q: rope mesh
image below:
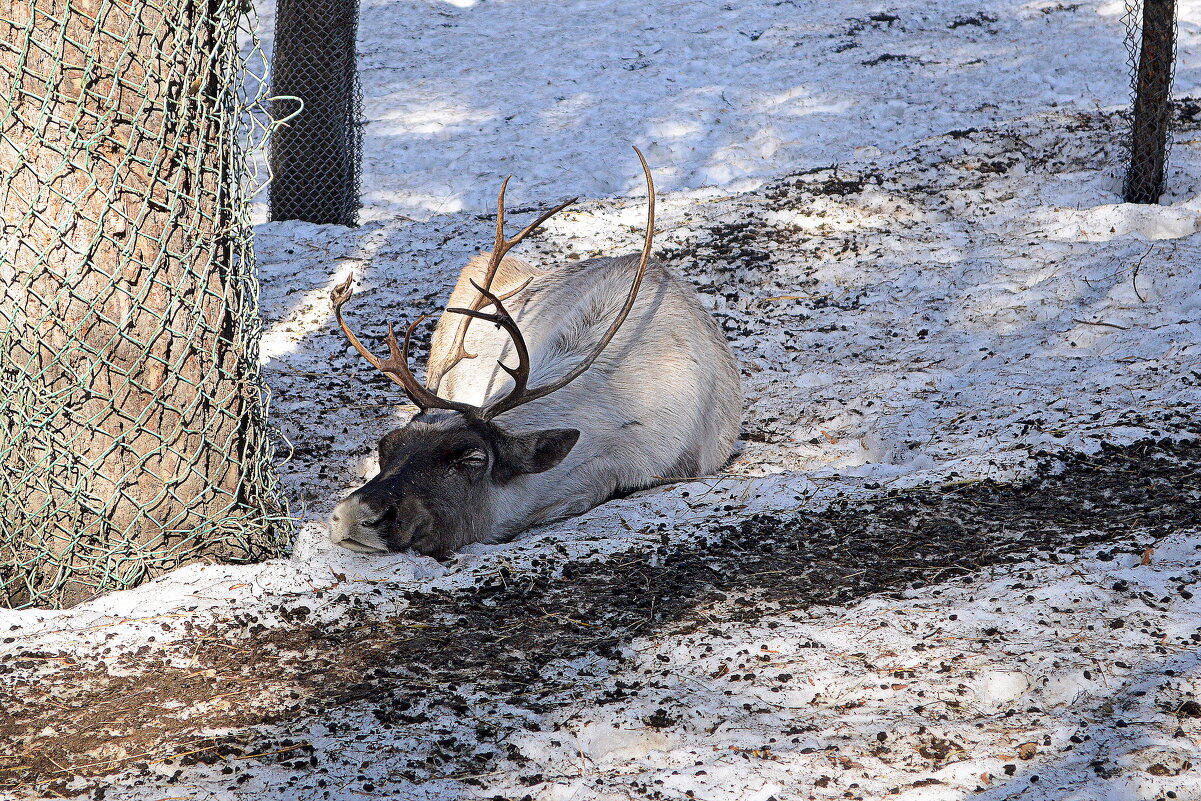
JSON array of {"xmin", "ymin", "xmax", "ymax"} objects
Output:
[
  {"xmin": 0, "ymin": 0, "xmax": 291, "ymax": 609},
  {"xmin": 268, "ymin": 0, "xmax": 362, "ymax": 226},
  {"xmin": 1123, "ymin": 0, "xmax": 1178, "ymax": 203}
]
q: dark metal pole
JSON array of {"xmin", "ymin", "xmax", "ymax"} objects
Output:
[{"xmin": 1125, "ymin": 0, "xmax": 1176, "ymax": 204}]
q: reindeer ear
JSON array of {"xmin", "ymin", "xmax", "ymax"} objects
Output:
[
  {"xmin": 377, "ymin": 429, "xmax": 405, "ymax": 469},
  {"xmin": 493, "ymin": 428, "xmax": 580, "ymax": 482}
]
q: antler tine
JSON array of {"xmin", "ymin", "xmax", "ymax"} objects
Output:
[
  {"xmin": 485, "ymin": 181, "xmax": 577, "ymax": 300},
  {"xmin": 486, "ymin": 176, "xmax": 512, "ymax": 289},
  {"xmin": 437, "ymin": 183, "xmax": 577, "ymax": 385},
  {"xmin": 331, "ymin": 273, "xmax": 388, "ymax": 372},
  {"xmin": 495, "ymin": 276, "xmax": 533, "ymax": 301},
  {"xmin": 445, "ymin": 278, "xmax": 532, "ymax": 403},
  {"xmin": 504, "ymin": 194, "xmax": 579, "ymax": 253},
  {"xmin": 330, "ymin": 273, "xmax": 480, "ymax": 416},
  {"xmin": 481, "ymin": 147, "xmax": 656, "ymax": 421},
  {"xmin": 438, "ymin": 177, "xmax": 513, "ymax": 370}
]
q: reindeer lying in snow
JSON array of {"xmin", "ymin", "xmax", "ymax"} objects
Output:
[{"xmin": 328, "ymin": 150, "xmax": 742, "ymax": 558}]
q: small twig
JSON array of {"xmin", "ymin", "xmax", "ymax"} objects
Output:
[
  {"xmin": 539, "ymin": 608, "xmax": 597, "ymax": 628},
  {"xmin": 1131, "ymin": 242, "xmax": 1153, "ymax": 303},
  {"xmin": 232, "ymin": 741, "xmax": 313, "ymax": 761},
  {"xmin": 431, "ymin": 768, "xmax": 508, "ymax": 782},
  {"xmin": 1072, "ymin": 318, "xmax": 1130, "ymax": 330}
]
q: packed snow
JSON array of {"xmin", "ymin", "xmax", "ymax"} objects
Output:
[{"xmin": 3, "ymin": 1, "xmax": 1201, "ymax": 800}]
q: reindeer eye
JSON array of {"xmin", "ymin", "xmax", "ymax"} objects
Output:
[{"xmin": 454, "ymin": 449, "xmax": 488, "ymax": 468}]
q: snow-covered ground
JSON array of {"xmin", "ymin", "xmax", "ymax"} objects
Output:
[
  {"xmin": 253, "ymin": 0, "xmax": 1201, "ymax": 224},
  {"xmin": 4, "ymin": 1, "xmax": 1201, "ymax": 799}
]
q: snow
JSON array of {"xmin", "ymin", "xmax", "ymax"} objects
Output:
[
  {"xmin": 252, "ymin": 0, "xmax": 1201, "ymax": 224},
  {"xmin": 4, "ymin": 0, "xmax": 1201, "ymax": 799}
]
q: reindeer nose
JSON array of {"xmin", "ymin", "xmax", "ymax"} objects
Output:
[{"xmin": 328, "ymin": 496, "xmax": 390, "ymax": 554}]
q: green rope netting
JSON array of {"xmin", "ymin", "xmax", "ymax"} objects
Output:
[{"xmin": 0, "ymin": 1, "xmax": 291, "ymax": 609}]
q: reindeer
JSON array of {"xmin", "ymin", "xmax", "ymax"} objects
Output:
[{"xmin": 328, "ymin": 149, "xmax": 742, "ymax": 558}]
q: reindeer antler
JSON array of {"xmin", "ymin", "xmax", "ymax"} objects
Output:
[
  {"xmin": 473, "ymin": 146, "xmax": 655, "ymax": 420},
  {"xmin": 434, "ymin": 181, "xmax": 577, "ymax": 384},
  {"xmin": 331, "ymin": 146, "xmax": 655, "ymax": 423},
  {"xmin": 331, "ymin": 275, "xmax": 477, "ymax": 415}
]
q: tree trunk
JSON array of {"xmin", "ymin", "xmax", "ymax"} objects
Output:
[
  {"xmin": 1125, "ymin": 0, "xmax": 1177, "ymax": 204},
  {"xmin": 0, "ymin": 0, "xmax": 285, "ymax": 608}
]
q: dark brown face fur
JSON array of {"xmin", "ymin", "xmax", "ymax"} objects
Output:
[{"xmin": 330, "ymin": 413, "xmax": 578, "ymax": 559}]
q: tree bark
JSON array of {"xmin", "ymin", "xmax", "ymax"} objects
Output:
[
  {"xmin": 1125, "ymin": 0, "xmax": 1177, "ymax": 204},
  {"xmin": 0, "ymin": 0, "xmax": 284, "ymax": 607}
]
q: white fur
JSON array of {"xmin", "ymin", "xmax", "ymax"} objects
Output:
[
  {"xmin": 427, "ymin": 252, "xmax": 742, "ymax": 541},
  {"xmin": 330, "ymin": 495, "xmax": 389, "ymax": 553}
]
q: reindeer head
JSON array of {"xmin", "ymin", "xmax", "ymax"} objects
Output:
[
  {"xmin": 328, "ymin": 148, "xmax": 655, "ymax": 558},
  {"xmin": 329, "ymin": 413, "xmax": 579, "ymax": 558}
]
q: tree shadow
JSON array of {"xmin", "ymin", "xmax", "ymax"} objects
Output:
[
  {"xmin": 4, "ymin": 438, "xmax": 1199, "ymax": 796},
  {"xmin": 968, "ymin": 646, "xmax": 1201, "ymax": 800}
]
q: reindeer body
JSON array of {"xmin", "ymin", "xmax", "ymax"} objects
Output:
[
  {"xmin": 425, "ymin": 252, "xmax": 741, "ymax": 541},
  {"xmin": 329, "ymin": 151, "xmax": 741, "ymax": 558}
]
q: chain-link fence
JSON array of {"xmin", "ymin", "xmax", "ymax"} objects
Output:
[
  {"xmin": 1123, "ymin": 0, "xmax": 1178, "ymax": 203},
  {"xmin": 0, "ymin": 1, "xmax": 291, "ymax": 609},
  {"xmin": 269, "ymin": 0, "xmax": 362, "ymax": 226}
]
